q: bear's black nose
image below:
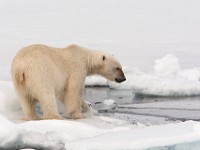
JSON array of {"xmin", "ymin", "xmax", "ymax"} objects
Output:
[{"xmin": 115, "ymin": 77, "xmax": 126, "ymax": 83}]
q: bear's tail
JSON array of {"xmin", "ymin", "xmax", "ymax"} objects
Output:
[
  {"xmin": 15, "ymin": 71, "xmax": 25, "ymax": 84},
  {"xmin": 12, "ymin": 67, "xmax": 26, "ymax": 86}
]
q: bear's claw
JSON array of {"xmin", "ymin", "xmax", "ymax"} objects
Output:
[{"xmin": 70, "ymin": 112, "xmax": 86, "ymax": 119}]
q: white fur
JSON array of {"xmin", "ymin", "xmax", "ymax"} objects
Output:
[{"xmin": 11, "ymin": 44, "xmax": 125, "ymax": 120}]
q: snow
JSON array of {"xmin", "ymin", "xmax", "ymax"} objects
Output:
[
  {"xmin": 65, "ymin": 121, "xmax": 200, "ymax": 150},
  {"xmin": 0, "ymin": 114, "xmax": 64, "ymax": 149},
  {"xmin": 1, "ymin": 0, "xmax": 200, "ymax": 149},
  {"xmin": 1, "ymin": 109, "xmax": 200, "ymax": 150},
  {"xmin": 154, "ymin": 54, "xmax": 181, "ymax": 76},
  {"xmin": 85, "ymin": 75, "xmax": 108, "ymax": 87},
  {"xmin": 178, "ymin": 68, "xmax": 200, "ymax": 81},
  {"xmin": 0, "ymin": 81, "xmax": 22, "ymax": 121}
]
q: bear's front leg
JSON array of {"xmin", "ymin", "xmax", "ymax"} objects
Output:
[{"xmin": 65, "ymin": 75, "xmax": 86, "ymax": 119}]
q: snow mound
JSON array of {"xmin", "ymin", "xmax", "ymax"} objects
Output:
[
  {"xmin": 154, "ymin": 54, "xmax": 181, "ymax": 76},
  {"xmin": 86, "ymin": 54, "xmax": 200, "ymax": 96}
]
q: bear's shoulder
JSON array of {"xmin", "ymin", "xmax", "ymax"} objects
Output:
[{"xmin": 67, "ymin": 44, "xmax": 80, "ymax": 49}]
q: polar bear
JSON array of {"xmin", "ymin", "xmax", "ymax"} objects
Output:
[{"xmin": 11, "ymin": 44, "xmax": 126, "ymax": 120}]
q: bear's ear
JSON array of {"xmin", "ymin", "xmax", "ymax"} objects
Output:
[{"xmin": 102, "ymin": 55, "xmax": 106, "ymax": 61}]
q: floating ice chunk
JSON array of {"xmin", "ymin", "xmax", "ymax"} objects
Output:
[
  {"xmin": 92, "ymin": 99, "xmax": 117, "ymax": 111},
  {"xmin": 103, "ymin": 99, "xmax": 116, "ymax": 105}
]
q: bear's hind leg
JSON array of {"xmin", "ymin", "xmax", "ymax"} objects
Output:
[
  {"xmin": 20, "ymin": 95, "xmax": 39, "ymax": 120},
  {"xmin": 37, "ymin": 91, "xmax": 62, "ymax": 120}
]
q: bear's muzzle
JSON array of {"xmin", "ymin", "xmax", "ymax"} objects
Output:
[{"xmin": 115, "ymin": 76, "xmax": 126, "ymax": 83}]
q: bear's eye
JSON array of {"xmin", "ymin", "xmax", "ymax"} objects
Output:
[
  {"xmin": 102, "ymin": 55, "xmax": 106, "ymax": 61},
  {"xmin": 116, "ymin": 67, "xmax": 120, "ymax": 71}
]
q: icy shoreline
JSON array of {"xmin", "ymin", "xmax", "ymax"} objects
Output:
[{"xmin": 1, "ymin": 80, "xmax": 200, "ymax": 149}]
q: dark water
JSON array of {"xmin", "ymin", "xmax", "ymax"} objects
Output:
[
  {"xmin": 84, "ymin": 87, "xmax": 200, "ymax": 105},
  {"xmin": 84, "ymin": 87, "xmax": 200, "ymax": 124}
]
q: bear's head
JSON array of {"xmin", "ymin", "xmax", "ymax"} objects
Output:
[{"xmin": 89, "ymin": 51, "xmax": 126, "ymax": 83}]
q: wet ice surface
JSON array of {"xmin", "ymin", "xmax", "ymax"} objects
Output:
[{"xmin": 85, "ymin": 87, "xmax": 200, "ymax": 125}]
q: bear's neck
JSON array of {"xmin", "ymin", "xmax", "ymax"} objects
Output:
[
  {"xmin": 86, "ymin": 52, "xmax": 102, "ymax": 76},
  {"xmin": 87, "ymin": 67, "xmax": 102, "ymax": 76},
  {"xmin": 86, "ymin": 61, "xmax": 99, "ymax": 75}
]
